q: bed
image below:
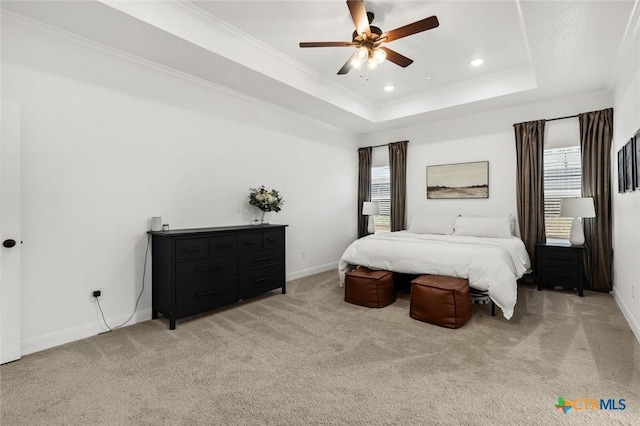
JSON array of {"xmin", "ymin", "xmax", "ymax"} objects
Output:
[{"xmin": 338, "ymin": 216, "xmax": 532, "ymax": 320}]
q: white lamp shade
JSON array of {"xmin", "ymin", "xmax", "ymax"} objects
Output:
[
  {"xmin": 362, "ymin": 201, "xmax": 380, "ymax": 216},
  {"xmin": 559, "ymin": 197, "xmax": 596, "ymax": 218}
]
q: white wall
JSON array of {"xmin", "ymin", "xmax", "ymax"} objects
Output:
[
  {"xmin": 612, "ymin": 31, "xmax": 640, "ymax": 343},
  {"xmin": 361, "ymin": 92, "xmax": 614, "ymax": 226},
  {"xmin": 407, "ymin": 134, "xmax": 516, "ymax": 220},
  {"xmin": 1, "ymin": 18, "xmax": 357, "ymax": 354}
]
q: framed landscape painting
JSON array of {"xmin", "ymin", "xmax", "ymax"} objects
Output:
[
  {"xmin": 624, "ymin": 139, "xmax": 634, "ymax": 192},
  {"xmin": 427, "ymin": 161, "xmax": 489, "ymax": 199}
]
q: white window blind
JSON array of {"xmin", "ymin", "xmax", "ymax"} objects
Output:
[
  {"xmin": 371, "ymin": 166, "xmax": 390, "ymax": 233},
  {"xmin": 543, "ymin": 146, "xmax": 582, "ymax": 240}
]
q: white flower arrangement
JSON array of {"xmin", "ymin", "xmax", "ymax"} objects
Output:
[{"xmin": 248, "ymin": 186, "xmax": 284, "ymax": 213}]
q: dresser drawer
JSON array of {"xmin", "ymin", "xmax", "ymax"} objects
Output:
[
  {"xmin": 238, "ymin": 232, "xmax": 263, "ymax": 252},
  {"xmin": 263, "ymin": 230, "xmax": 284, "ymax": 249},
  {"xmin": 539, "ymin": 249, "xmax": 577, "ymax": 263},
  {"xmin": 238, "ymin": 264, "xmax": 285, "ymax": 299},
  {"xmin": 541, "ymin": 265, "xmax": 577, "ymax": 280},
  {"xmin": 175, "ymin": 238, "xmax": 208, "ymax": 261},
  {"xmin": 210, "ymin": 235, "xmax": 237, "ymax": 256},
  {"xmin": 176, "ymin": 275, "xmax": 237, "ymax": 316},
  {"xmin": 175, "ymin": 255, "xmax": 236, "ymax": 284},
  {"xmin": 238, "ymin": 248, "xmax": 283, "ymax": 271},
  {"xmin": 540, "ymin": 270, "xmax": 578, "ymax": 287}
]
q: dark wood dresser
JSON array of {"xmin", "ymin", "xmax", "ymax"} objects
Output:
[
  {"xmin": 150, "ymin": 224, "xmax": 287, "ymax": 329},
  {"xmin": 535, "ymin": 241, "xmax": 585, "ymax": 297}
]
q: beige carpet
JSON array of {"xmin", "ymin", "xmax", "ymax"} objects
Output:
[{"xmin": 2, "ymin": 270, "xmax": 639, "ymax": 425}]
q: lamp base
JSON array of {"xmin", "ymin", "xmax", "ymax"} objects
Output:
[
  {"xmin": 569, "ymin": 217, "xmax": 585, "ymax": 245},
  {"xmin": 367, "ymin": 216, "xmax": 376, "ymax": 234}
]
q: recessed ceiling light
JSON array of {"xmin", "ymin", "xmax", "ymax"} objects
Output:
[
  {"xmin": 470, "ymin": 58, "xmax": 485, "ymax": 67},
  {"xmin": 384, "ymin": 85, "xmax": 395, "ymax": 92}
]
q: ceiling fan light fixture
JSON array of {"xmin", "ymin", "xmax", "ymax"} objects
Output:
[
  {"xmin": 372, "ymin": 48, "xmax": 386, "ymax": 64},
  {"xmin": 355, "ymin": 46, "xmax": 369, "ymax": 61},
  {"xmin": 300, "ymin": 3, "xmax": 439, "ymax": 76}
]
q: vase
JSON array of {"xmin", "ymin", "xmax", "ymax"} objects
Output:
[{"xmin": 260, "ymin": 210, "xmax": 269, "ymax": 225}]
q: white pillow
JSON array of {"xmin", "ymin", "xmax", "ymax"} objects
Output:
[
  {"xmin": 453, "ymin": 216, "xmax": 512, "ymax": 238},
  {"xmin": 409, "ymin": 215, "xmax": 457, "ymax": 235}
]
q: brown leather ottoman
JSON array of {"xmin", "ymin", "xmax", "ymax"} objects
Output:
[
  {"xmin": 410, "ymin": 275, "xmax": 471, "ymax": 329},
  {"xmin": 345, "ymin": 267, "xmax": 395, "ymax": 308}
]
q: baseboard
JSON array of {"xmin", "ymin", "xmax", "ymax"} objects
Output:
[
  {"xmin": 21, "ymin": 308, "xmax": 153, "ymax": 356},
  {"xmin": 21, "ymin": 264, "xmax": 338, "ymax": 356},
  {"xmin": 612, "ymin": 288, "xmax": 640, "ymax": 345},
  {"xmin": 286, "ymin": 261, "xmax": 338, "ymax": 281}
]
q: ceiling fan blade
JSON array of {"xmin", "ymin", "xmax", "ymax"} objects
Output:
[
  {"xmin": 379, "ymin": 47, "xmax": 413, "ymax": 68},
  {"xmin": 381, "ymin": 16, "xmax": 439, "ymax": 42},
  {"xmin": 337, "ymin": 53, "xmax": 356, "ymax": 75},
  {"xmin": 299, "ymin": 42, "xmax": 357, "ymax": 48},
  {"xmin": 347, "ymin": 0, "xmax": 371, "ymax": 37}
]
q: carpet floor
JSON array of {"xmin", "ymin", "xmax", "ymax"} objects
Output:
[{"xmin": 1, "ymin": 270, "xmax": 639, "ymax": 425}]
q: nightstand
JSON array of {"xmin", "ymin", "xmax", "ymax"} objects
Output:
[{"xmin": 535, "ymin": 242, "xmax": 585, "ymax": 297}]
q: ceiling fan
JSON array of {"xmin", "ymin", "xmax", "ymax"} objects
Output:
[{"xmin": 299, "ymin": 0, "xmax": 439, "ymax": 75}]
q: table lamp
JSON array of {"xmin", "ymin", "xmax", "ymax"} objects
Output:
[
  {"xmin": 362, "ymin": 201, "xmax": 380, "ymax": 234},
  {"xmin": 560, "ymin": 197, "xmax": 596, "ymax": 245}
]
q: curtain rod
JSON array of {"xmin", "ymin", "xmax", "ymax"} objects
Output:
[
  {"xmin": 368, "ymin": 141, "xmax": 410, "ymax": 149},
  {"xmin": 545, "ymin": 114, "xmax": 579, "ymax": 122}
]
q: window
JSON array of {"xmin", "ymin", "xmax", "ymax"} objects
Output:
[
  {"xmin": 543, "ymin": 146, "xmax": 582, "ymax": 240},
  {"xmin": 371, "ymin": 165, "xmax": 390, "ymax": 233}
]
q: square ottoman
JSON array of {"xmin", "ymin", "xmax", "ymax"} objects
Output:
[
  {"xmin": 410, "ymin": 274, "xmax": 471, "ymax": 329},
  {"xmin": 345, "ymin": 267, "xmax": 395, "ymax": 308}
]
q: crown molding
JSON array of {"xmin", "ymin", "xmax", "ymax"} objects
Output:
[
  {"xmin": 372, "ymin": 65, "xmax": 537, "ymax": 122},
  {"xmin": 514, "ymin": 0, "xmax": 534, "ymax": 65},
  {"xmin": 98, "ymin": 0, "xmax": 376, "ymax": 120},
  {"xmin": 169, "ymin": 0, "xmax": 374, "ymax": 108},
  {"xmin": 608, "ymin": 0, "xmax": 640, "ymax": 87},
  {"xmin": 2, "ymin": 11, "xmax": 357, "ymax": 138}
]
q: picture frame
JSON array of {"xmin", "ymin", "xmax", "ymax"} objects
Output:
[
  {"xmin": 427, "ymin": 161, "xmax": 489, "ymax": 199},
  {"xmin": 635, "ymin": 129, "xmax": 640, "ymax": 190},
  {"xmin": 618, "ymin": 148, "xmax": 625, "ymax": 193},
  {"xmin": 624, "ymin": 139, "xmax": 634, "ymax": 192}
]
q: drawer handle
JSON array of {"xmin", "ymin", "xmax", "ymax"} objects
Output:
[
  {"xmin": 244, "ymin": 240, "xmax": 259, "ymax": 245},
  {"xmin": 184, "ymin": 248, "xmax": 201, "ymax": 253},
  {"xmin": 254, "ymin": 276, "xmax": 272, "ymax": 284},
  {"xmin": 216, "ymin": 243, "xmax": 232, "ymax": 248},
  {"xmin": 255, "ymin": 256, "xmax": 273, "ymax": 262},
  {"xmin": 196, "ymin": 288, "xmax": 223, "ymax": 297},
  {"xmin": 267, "ymin": 237, "xmax": 279, "ymax": 241},
  {"xmin": 195, "ymin": 266, "xmax": 221, "ymax": 273}
]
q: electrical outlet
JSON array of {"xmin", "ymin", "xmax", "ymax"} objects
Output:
[
  {"xmin": 301, "ymin": 251, "xmax": 306, "ymax": 259},
  {"xmin": 632, "ymin": 284, "xmax": 635, "ymax": 300},
  {"xmin": 90, "ymin": 289, "xmax": 102, "ymax": 302}
]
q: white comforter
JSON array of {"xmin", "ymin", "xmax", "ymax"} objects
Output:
[{"xmin": 338, "ymin": 232, "xmax": 531, "ymax": 320}]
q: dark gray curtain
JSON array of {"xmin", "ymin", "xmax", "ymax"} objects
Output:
[
  {"xmin": 579, "ymin": 108, "xmax": 613, "ymax": 292},
  {"xmin": 357, "ymin": 147, "xmax": 372, "ymax": 238},
  {"xmin": 514, "ymin": 120, "xmax": 546, "ymax": 273},
  {"xmin": 389, "ymin": 141, "xmax": 408, "ymax": 232}
]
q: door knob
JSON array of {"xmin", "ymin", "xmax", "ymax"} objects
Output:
[{"xmin": 3, "ymin": 239, "xmax": 16, "ymax": 248}]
